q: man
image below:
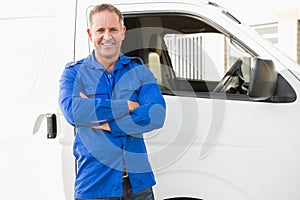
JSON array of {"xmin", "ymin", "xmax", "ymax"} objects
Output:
[{"xmin": 59, "ymin": 3, "xmax": 166, "ymax": 200}]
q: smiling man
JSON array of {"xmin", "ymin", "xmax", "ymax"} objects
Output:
[
  {"xmin": 59, "ymin": 3, "xmax": 166, "ymax": 200},
  {"xmin": 87, "ymin": 6, "xmax": 126, "ymax": 71}
]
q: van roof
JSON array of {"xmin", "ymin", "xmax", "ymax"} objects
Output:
[
  {"xmin": 107, "ymin": 0, "xmax": 211, "ymax": 7},
  {"xmin": 109, "ymin": 0, "xmax": 227, "ymax": 14}
]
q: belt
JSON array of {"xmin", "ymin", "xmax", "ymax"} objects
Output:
[
  {"xmin": 122, "ymin": 170, "xmax": 128, "ymax": 178},
  {"xmin": 123, "ymin": 165, "xmax": 128, "ymax": 178}
]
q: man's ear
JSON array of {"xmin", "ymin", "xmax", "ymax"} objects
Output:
[
  {"xmin": 121, "ymin": 26, "xmax": 126, "ymax": 40},
  {"xmin": 87, "ymin": 28, "xmax": 93, "ymax": 42},
  {"xmin": 122, "ymin": 26, "xmax": 127, "ymax": 33}
]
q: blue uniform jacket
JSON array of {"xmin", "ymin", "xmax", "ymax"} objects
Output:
[{"xmin": 59, "ymin": 52, "xmax": 166, "ymax": 199}]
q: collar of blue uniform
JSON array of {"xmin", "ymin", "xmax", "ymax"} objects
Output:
[{"xmin": 87, "ymin": 50, "xmax": 131, "ymax": 71}]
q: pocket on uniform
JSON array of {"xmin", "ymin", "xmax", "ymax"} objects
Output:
[
  {"xmin": 116, "ymin": 80, "xmax": 140, "ymax": 100},
  {"xmin": 84, "ymin": 85, "xmax": 109, "ymax": 99}
]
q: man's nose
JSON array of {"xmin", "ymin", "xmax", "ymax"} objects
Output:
[{"xmin": 103, "ymin": 30, "xmax": 112, "ymax": 40}]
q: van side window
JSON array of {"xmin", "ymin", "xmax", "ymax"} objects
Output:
[
  {"xmin": 122, "ymin": 14, "xmax": 295, "ymax": 102},
  {"xmin": 123, "ymin": 14, "xmax": 252, "ymax": 98}
]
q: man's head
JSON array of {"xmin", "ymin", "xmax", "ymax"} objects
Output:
[{"xmin": 87, "ymin": 4, "xmax": 126, "ymax": 63}]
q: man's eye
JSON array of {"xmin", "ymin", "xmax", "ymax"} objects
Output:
[
  {"xmin": 110, "ymin": 28, "xmax": 118, "ymax": 32},
  {"xmin": 97, "ymin": 29, "xmax": 104, "ymax": 33}
]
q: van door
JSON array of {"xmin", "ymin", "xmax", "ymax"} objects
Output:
[{"xmin": 122, "ymin": 12, "xmax": 300, "ymax": 200}]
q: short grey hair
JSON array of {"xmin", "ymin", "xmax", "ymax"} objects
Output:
[{"xmin": 89, "ymin": 4, "xmax": 124, "ymax": 27}]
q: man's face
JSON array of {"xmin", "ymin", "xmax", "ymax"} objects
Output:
[{"xmin": 88, "ymin": 10, "xmax": 126, "ymax": 60}]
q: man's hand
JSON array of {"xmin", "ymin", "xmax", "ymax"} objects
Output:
[
  {"xmin": 92, "ymin": 123, "xmax": 111, "ymax": 131},
  {"xmin": 127, "ymin": 100, "xmax": 140, "ymax": 113}
]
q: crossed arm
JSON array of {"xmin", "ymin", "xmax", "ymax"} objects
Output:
[
  {"xmin": 59, "ymin": 65, "xmax": 166, "ymax": 136},
  {"xmin": 79, "ymin": 92, "xmax": 140, "ymax": 132}
]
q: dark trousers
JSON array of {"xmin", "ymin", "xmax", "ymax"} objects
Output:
[{"xmin": 75, "ymin": 176, "xmax": 154, "ymax": 200}]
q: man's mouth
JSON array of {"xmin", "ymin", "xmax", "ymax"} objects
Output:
[{"xmin": 101, "ymin": 42, "xmax": 114, "ymax": 46}]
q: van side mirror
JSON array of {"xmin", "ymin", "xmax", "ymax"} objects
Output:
[{"xmin": 248, "ymin": 58, "xmax": 277, "ymax": 100}]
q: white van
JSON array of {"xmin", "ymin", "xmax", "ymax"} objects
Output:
[{"xmin": 1, "ymin": 0, "xmax": 300, "ymax": 199}]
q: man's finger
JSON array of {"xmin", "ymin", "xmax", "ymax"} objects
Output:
[{"xmin": 80, "ymin": 92, "xmax": 88, "ymax": 98}]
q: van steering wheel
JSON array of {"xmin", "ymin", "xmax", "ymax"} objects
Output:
[{"xmin": 213, "ymin": 58, "xmax": 246, "ymax": 94}]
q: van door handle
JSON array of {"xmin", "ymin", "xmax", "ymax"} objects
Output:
[
  {"xmin": 33, "ymin": 113, "xmax": 57, "ymax": 139},
  {"xmin": 46, "ymin": 114, "xmax": 57, "ymax": 139}
]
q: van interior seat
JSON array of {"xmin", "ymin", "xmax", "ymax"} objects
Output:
[
  {"xmin": 148, "ymin": 51, "xmax": 163, "ymax": 85},
  {"xmin": 122, "ymin": 32, "xmax": 176, "ymax": 91}
]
